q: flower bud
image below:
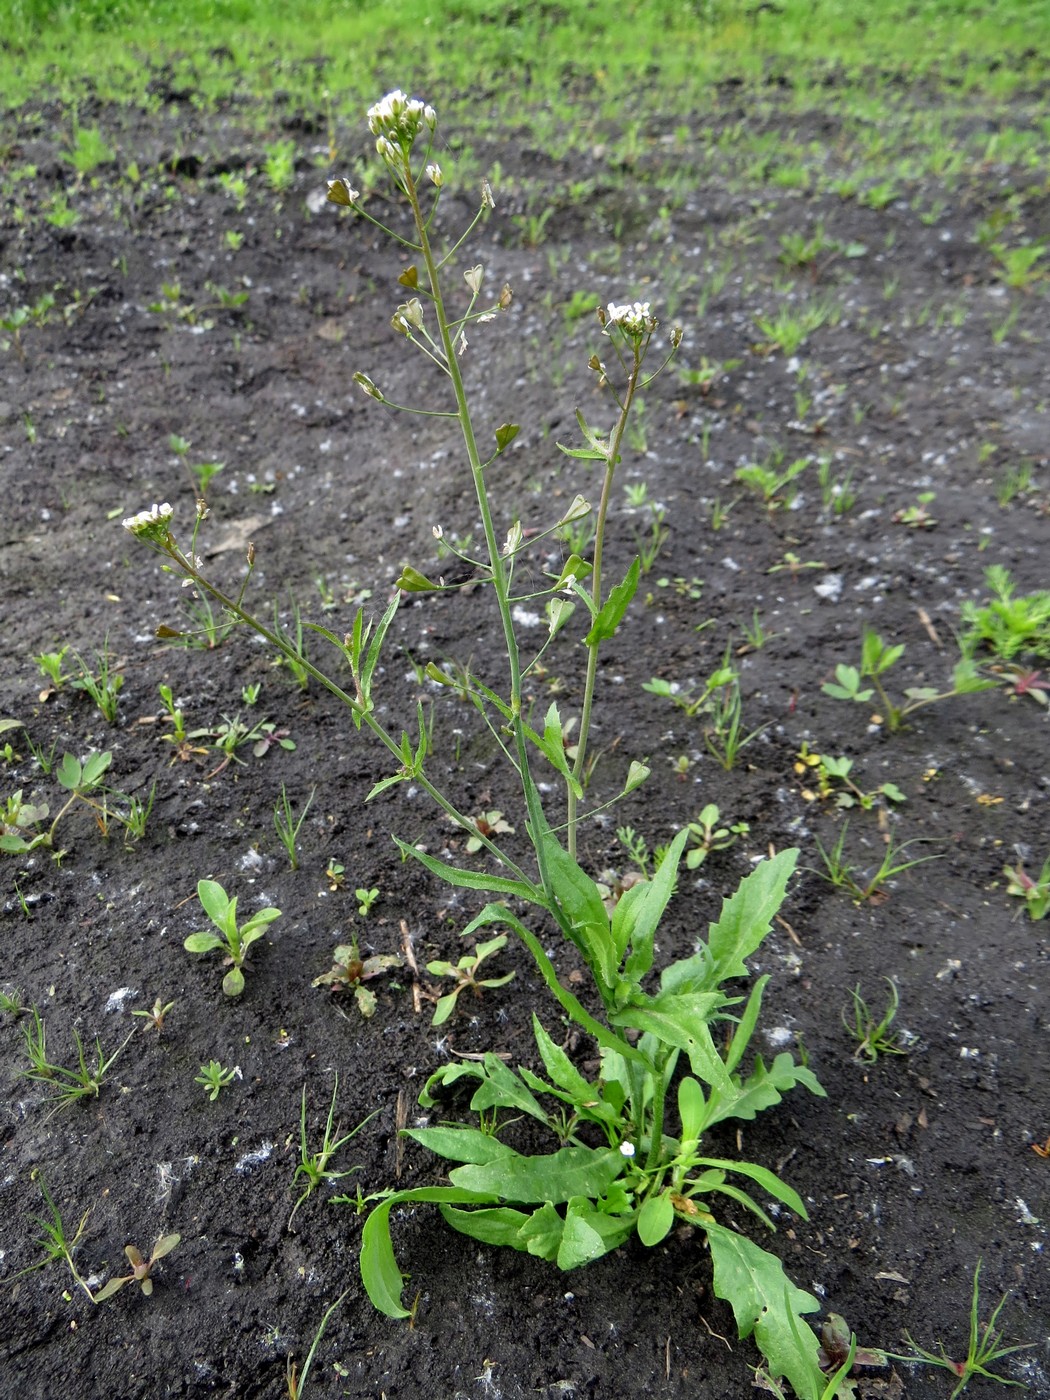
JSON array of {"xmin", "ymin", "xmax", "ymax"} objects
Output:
[
  {"xmin": 426, "ymin": 162, "xmax": 443, "ymax": 186},
  {"xmin": 464, "ymin": 265, "xmax": 483, "ymax": 295}
]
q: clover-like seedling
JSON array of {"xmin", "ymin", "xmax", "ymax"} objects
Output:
[
  {"xmin": 92, "ymin": 1233, "xmax": 181, "ymax": 1301},
  {"xmin": 311, "ymin": 941, "xmax": 401, "ymax": 1018},
  {"xmin": 184, "ymin": 878, "xmax": 281, "ymax": 996},
  {"xmin": 425, "ymin": 933, "xmax": 515, "ymax": 1025}
]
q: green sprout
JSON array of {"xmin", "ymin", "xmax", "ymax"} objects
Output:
[
  {"xmin": 288, "ymin": 1077, "xmax": 378, "ymax": 1227},
  {"xmin": 184, "ymin": 879, "xmax": 281, "ymax": 996},
  {"xmin": 1003, "ymin": 856, "xmax": 1050, "ymax": 921},
  {"xmin": 311, "ymin": 940, "xmax": 401, "ymax": 1018},
  {"xmin": 92, "ymin": 1234, "xmax": 181, "ymax": 1302},
  {"xmin": 887, "ymin": 1261, "xmax": 1030, "ymax": 1397},
  {"xmin": 842, "ymin": 981, "xmax": 907, "ymax": 1063},
  {"xmin": 195, "ymin": 1060, "xmax": 237, "ymax": 1101},
  {"xmin": 425, "ymin": 933, "xmax": 515, "ymax": 1025}
]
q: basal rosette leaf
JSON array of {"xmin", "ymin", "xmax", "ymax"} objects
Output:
[{"xmin": 705, "ymin": 1222, "xmax": 822, "ymax": 1397}]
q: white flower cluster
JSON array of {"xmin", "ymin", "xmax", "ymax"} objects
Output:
[
  {"xmin": 605, "ymin": 301, "xmax": 656, "ymax": 338},
  {"xmin": 366, "ymin": 90, "xmax": 436, "ymax": 150},
  {"xmin": 123, "ymin": 501, "xmax": 173, "ymax": 540}
]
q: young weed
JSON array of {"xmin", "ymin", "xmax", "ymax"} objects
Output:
[
  {"xmin": 184, "ymin": 879, "xmax": 281, "ymax": 996},
  {"xmin": 273, "ymin": 784, "xmax": 315, "ymax": 870},
  {"xmin": 311, "ymin": 939, "xmax": 401, "ymax": 1018},
  {"xmin": 814, "ymin": 823, "xmax": 941, "ymax": 904},
  {"xmin": 288, "ymin": 1077, "xmax": 377, "ymax": 1227},
  {"xmin": 843, "ymin": 980, "xmax": 907, "ymax": 1063},
  {"xmin": 822, "ymin": 631, "xmax": 996, "ymax": 732},
  {"xmin": 887, "ymin": 1261, "xmax": 1030, "ymax": 1397},
  {"xmin": 425, "ymin": 934, "xmax": 515, "ymax": 1025},
  {"xmin": 1003, "ymin": 856, "xmax": 1050, "ymax": 921},
  {"xmin": 92, "ymin": 1234, "xmax": 181, "ymax": 1301},
  {"xmin": 196, "ymin": 1060, "xmax": 238, "ymax": 1100}
]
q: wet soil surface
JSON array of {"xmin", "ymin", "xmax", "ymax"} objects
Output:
[{"xmin": 1, "ymin": 72, "xmax": 1049, "ymax": 1400}]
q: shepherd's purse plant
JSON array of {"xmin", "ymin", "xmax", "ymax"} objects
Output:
[{"xmin": 124, "ymin": 89, "xmax": 831, "ymax": 1395}]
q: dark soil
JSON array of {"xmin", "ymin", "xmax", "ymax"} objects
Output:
[{"xmin": 1, "ymin": 72, "xmax": 1048, "ymax": 1400}]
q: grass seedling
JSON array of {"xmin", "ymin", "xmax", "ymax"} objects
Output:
[
  {"xmin": 285, "ymin": 1288, "xmax": 353, "ymax": 1400},
  {"xmin": 843, "ymin": 981, "xmax": 907, "ymax": 1063},
  {"xmin": 70, "ymin": 641, "xmax": 124, "ymax": 722},
  {"xmin": 1003, "ymin": 857, "xmax": 1050, "ymax": 921},
  {"xmin": 426, "ymin": 934, "xmax": 515, "ymax": 1025},
  {"xmin": 92, "ymin": 1234, "xmax": 181, "ymax": 1301},
  {"xmin": 887, "ymin": 1261, "xmax": 1029, "ymax": 1397},
  {"xmin": 21, "ymin": 1017, "xmax": 134, "ymax": 1110},
  {"xmin": 16, "ymin": 1175, "xmax": 95, "ymax": 1302},
  {"xmin": 196, "ymin": 1060, "xmax": 237, "ymax": 1100},
  {"xmin": 288, "ymin": 1077, "xmax": 377, "ymax": 1227},
  {"xmin": 821, "ymin": 631, "xmax": 996, "ymax": 732},
  {"xmin": 814, "ymin": 823, "xmax": 941, "ymax": 904},
  {"xmin": 311, "ymin": 940, "xmax": 402, "ymax": 1018},
  {"xmin": 273, "ymin": 784, "xmax": 315, "ymax": 870},
  {"xmin": 184, "ymin": 879, "xmax": 281, "ymax": 997}
]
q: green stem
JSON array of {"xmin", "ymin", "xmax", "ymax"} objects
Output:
[
  {"xmin": 567, "ymin": 353, "xmax": 642, "ymax": 860},
  {"xmin": 166, "ymin": 557, "xmax": 529, "ymax": 883},
  {"xmin": 401, "ymin": 166, "xmax": 556, "ymax": 904}
]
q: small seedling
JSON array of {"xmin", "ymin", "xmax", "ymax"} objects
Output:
[
  {"xmin": 1003, "ymin": 857, "xmax": 1050, "ymax": 921},
  {"xmin": 960, "ymin": 566, "xmax": 1050, "ymax": 664},
  {"xmin": 795, "ymin": 745, "xmax": 906, "ymax": 810},
  {"xmin": 887, "ymin": 1261, "xmax": 1029, "ymax": 1396},
  {"xmin": 426, "ymin": 934, "xmax": 515, "ymax": 1025},
  {"xmin": 92, "ymin": 1234, "xmax": 181, "ymax": 1301},
  {"xmin": 683, "ymin": 803, "xmax": 749, "ymax": 869},
  {"xmin": 821, "ymin": 631, "xmax": 996, "ymax": 732},
  {"xmin": 311, "ymin": 940, "xmax": 401, "ymax": 1017},
  {"xmin": 15, "ymin": 1176, "xmax": 95, "ymax": 1302},
  {"xmin": 20, "ymin": 1017, "xmax": 134, "ymax": 1110},
  {"xmin": 132, "ymin": 996, "xmax": 175, "ymax": 1033},
  {"xmin": 843, "ymin": 980, "xmax": 907, "ymax": 1063},
  {"xmin": 465, "ymin": 809, "xmax": 514, "ymax": 854},
  {"xmin": 734, "ymin": 455, "xmax": 808, "ymax": 511},
  {"xmin": 814, "ymin": 822, "xmax": 941, "ymax": 903},
  {"xmin": 70, "ymin": 641, "xmax": 124, "ymax": 722},
  {"xmin": 356, "ymin": 886, "xmax": 380, "ymax": 917},
  {"xmin": 196, "ymin": 1060, "xmax": 237, "ymax": 1100},
  {"xmin": 34, "ymin": 647, "xmax": 71, "ymax": 691},
  {"xmin": 325, "ymin": 860, "xmax": 346, "ymax": 890},
  {"xmin": 288, "ymin": 1076, "xmax": 377, "ymax": 1227},
  {"xmin": 892, "ymin": 491, "xmax": 937, "ymax": 529},
  {"xmin": 274, "ymin": 784, "xmax": 315, "ymax": 870},
  {"xmin": 184, "ymin": 879, "xmax": 281, "ymax": 996}
]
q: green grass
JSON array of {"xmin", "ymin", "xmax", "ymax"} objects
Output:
[{"xmin": 3, "ymin": 1, "xmax": 1049, "ymax": 117}]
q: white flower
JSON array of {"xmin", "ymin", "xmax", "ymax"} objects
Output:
[
  {"xmin": 605, "ymin": 301, "xmax": 656, "ymax": 338},
  {"xmin": 366, "ymin": 90, "xmax": 434, "ymax": 148},
  {"xmin": 619, "ymin": 1141, "xmax": 636, "ymax": 1158},
  {"xmin": 426, "ymin": 162, "xmax": 443, "ymax": 187},
  {"xmin": 123, "ymin": 502, "xmax": 173, "ymax": 541}
]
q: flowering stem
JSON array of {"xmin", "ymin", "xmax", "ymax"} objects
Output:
[
  {"xmin": 400, "ymin": 165, "xmax": 556, "ymax": 906},
  {"xmin": 566, "ymin": 353, "xmax": 642, "ymax": 861}
]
